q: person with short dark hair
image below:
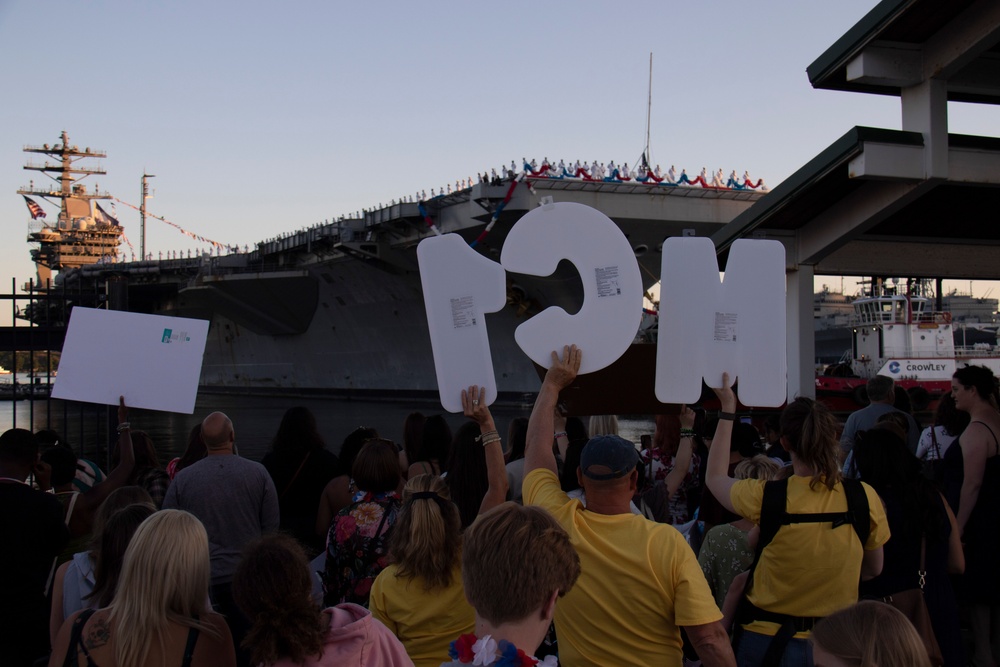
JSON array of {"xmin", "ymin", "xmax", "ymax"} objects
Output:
[
  {"xmin": 443, "ymin": 503, "xmax": 580, "ymax": 665},
  {"xmin": 840, "ymin": 375, "xmax": 921, "ymax": 458},
  {"xmin": 0, "ymin": 428, "xmax": 68, "ymax": 666},
  {"xmin": 324, "ymin": 439, "xmax": 402, "ymax": 607},
  {"xmin": 35, "ymin": 429, "xmax": 106, "ymax": 492},
  {"xmin": 315, "ymin": 426, "xmax": 380, "ymax": 539},
  {"xmin": 523, "ymin": 346, "xmax": 733, "ymax": 666}
]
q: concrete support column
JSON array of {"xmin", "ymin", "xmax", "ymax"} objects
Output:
[
  {"xmin": 786, "ymin": 265, "xmax": 815, "ymax": 402},
  {"xmin": 901, "ymin": 78, "xmax": 948, "ymax": 179}
]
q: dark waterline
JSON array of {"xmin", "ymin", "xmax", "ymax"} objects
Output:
[{"xmin": 1, "ymin": 395, "xmax": 655, "ymax": 467}]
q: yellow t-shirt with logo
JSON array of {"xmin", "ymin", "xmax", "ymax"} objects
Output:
[
  {"xmin": 369, "ymin": 563, "xmax": 474, "ymax": 667},
  {"xmin": 730, "ymin": 475, "xmax": 890, "ymax": 637},
  {"xmin": 525, "ymin": 468, "xmax": 721, "ymax": 667}
]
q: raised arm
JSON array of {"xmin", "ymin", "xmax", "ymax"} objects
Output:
[
  {"xmin": 664, "ymin": 407, "xmax": 695, "ymax": 498},
  {"xmin": 463, "ymin": 385, "xmax": 509, "ymax": 516},
  {"xmin": 84, "ymin": 396, "xmax": 136, "ymax": 509},
  {"xmin": 525, "ymin": 346, "xmax": 581, "ymax": 476},
  {"xmin": 705, "ymin": 374, "xmax": 738, "ymax": 514}
]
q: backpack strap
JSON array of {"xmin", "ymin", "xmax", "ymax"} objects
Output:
[
  {"xmin": 181, "ymin": 614, "xmax": 201, "ymax": 667},
  {"xmin": 840, "ymin": 477, "xmax": 871, "ymax": 547},
  {"xmin": 756, "ymin": 477, "xmax": 789, "ymax": 558},
  {"xmin": 62, "ymin": 609, "xmax": 98, "ymax": 667}
]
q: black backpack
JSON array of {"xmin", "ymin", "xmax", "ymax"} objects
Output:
[{"xmin": 732, "ymin": 477, "xmax": 871, "ymax": 666}]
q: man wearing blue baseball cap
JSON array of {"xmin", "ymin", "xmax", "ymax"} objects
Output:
[{"xmin": 522, "ymin": 345, "xmax": 734, "ymax": 667}]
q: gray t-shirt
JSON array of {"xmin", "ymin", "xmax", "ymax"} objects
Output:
[
  {"xmin": 163, "ymin": 453, "xmax": 279, "ymax": 584},
  {"xmin": 839, "ymin": 402, "xmax": 920, "ymax": 455}
]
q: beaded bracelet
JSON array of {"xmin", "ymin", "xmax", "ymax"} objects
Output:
[
  {"xmin": 554, "ymin": 431, "xmax": 568, "ymax": 439},
  {"xmin": 476, "ymin": 430, "xmax": 501, "ymax": 447},
  {"xmin": 679, "ymin": 429, "xmax": 696, "ymax": 438},
  {"xmin": 117, "ymin": 422, "xmax": 131, "ymax": 433}
]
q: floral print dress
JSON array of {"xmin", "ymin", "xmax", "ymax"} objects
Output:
[
  {"xmin": 324, "ymin": 489, "xmax": 401, "ymax": 607},
  {"xmin": 639, "ymin": 448, "xmax": 702, "ymax": 525}
]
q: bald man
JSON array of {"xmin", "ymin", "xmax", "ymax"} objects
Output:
[{"xmin": 163, "ymin": 411, "xmax": 278, "ymax": 663}]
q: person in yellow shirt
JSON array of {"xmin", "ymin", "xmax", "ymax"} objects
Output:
[
  {"xmin": 704, "ymin": 374, "xmax": 889, "ymax": 667},
  {"xmin": 369, "ymin": 474, "xmax": 474, "ymax": 667},
  {"xmin": 523, "ymin": 345, "xmax": 735, "ymax": 667}
]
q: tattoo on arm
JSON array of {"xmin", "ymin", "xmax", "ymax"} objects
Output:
[{"xmin": 84, "ymin": 616, "xmax": 111, "ymax": 649}]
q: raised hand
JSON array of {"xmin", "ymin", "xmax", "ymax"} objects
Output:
[
  {"xmin": 712, "ymin": 373, "xmax": 736, "ymax": 412},
  {"xmin": 544, "ymin": 345, "xmax": 582, "ymax": 391},
  {"xmin": 679, "ymin": 405, "xmax": 696, "ymax": 431},
  {"xmin": 461, "ymin": 385, "xmax": 494, "ymax": 427},
  {"xmin": 118, "ymin": 395, "xmax": 129, "ymax": 425}
]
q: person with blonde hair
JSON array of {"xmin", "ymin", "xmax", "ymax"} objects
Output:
[
  {"xmin": 50, "ymin": 485, "xmax": 156, "ymax": 644},
  {"xmin": 443, "ymin": 502, "xmax": 580, "ymax": 665},
  {"xmin": 706, "ymin": 382, "xmax": 890, "ymax": 667},
  {"xmin": 810, "ymin": 600, "xmax": 932, "ymax": 667},
  {"xmin": 369, "ymin": 474, "xmax": 474, "ymax": 667},
  {"xmin": 50, "ymin": 509, "xmax": 235, "ymax": 667},
  {"xmin": 587, "ymin": 414, "xmax": 618, "ymax": 437},
  {"xmin": 233, "ymin": 534, "xmax": 412, "ymax": 667}
]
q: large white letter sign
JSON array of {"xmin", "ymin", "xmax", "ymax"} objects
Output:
[
  {"xmin": 500, "ymin": 202, "xmax": 643, "ymax": 374},
  {"xmin": 417, "ymin": 233, "xmax": 507, "ymax": 412},
  {"xmin": 655, "ymin": 238, "xmax": 786, "ymax": 407}
]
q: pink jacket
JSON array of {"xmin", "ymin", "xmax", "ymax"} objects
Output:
[{"xmin": 270, "ymin": 604, "xmax": 414, "ymax": 667}]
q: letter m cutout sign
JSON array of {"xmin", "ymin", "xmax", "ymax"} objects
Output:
[{"xmin": 655, "ymin": 237, "xmax": 786, "ymax": 407}]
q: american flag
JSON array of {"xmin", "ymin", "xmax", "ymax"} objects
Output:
[
  {"xmin": 95, "ymin": 202, "xmax": 119, "ymax": 226},
  {"xmin": 23, "ymin": 196, "xmax": 46, "ymax": 219}
]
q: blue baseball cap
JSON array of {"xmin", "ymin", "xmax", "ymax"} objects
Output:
[{"xmin": 580, "ymin": 435, "xmax": 640, "ymax": 480}]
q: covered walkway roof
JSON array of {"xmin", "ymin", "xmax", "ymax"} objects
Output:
[{"xmin": 710, "ymin": 0, "xmax": 1000, "ymax": 400}]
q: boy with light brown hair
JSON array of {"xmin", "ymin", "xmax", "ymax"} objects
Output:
[{"xmin": 443, "ymin": 502, "xmax": 580, "ymax": 666}]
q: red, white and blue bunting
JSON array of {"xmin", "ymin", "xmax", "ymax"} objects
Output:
[
  {"xmin": 522, "ymin": 161, "xmax": 767, "ymax": 191},
  {"xmin": 417, "ymin": 172, "xmax": 526, "ymax": 247},
  {"xmin": 112, "ymin": 197, "xmax": 238, "ymax": 252}
]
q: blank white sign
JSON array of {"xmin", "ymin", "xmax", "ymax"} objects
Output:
[{"xmin": 52, "ymin": 307, "xmax": 210, "ymax": 413}]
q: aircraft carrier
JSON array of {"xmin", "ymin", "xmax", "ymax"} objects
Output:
[{"xmin": 19, "ymin": 137, "xmax": 767, "ymax": 400}]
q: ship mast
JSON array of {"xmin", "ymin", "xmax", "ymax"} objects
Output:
[{"xmin": 17, "ymin": 131, "xmax": 122, "ymax": 283}]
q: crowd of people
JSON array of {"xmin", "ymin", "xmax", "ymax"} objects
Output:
[{"xmin": 2, "ymin": 352, "xmax": 998, "ymax": 666}]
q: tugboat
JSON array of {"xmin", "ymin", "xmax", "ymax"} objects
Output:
[{"xmin": 816, "ymin": 280, "xmax": 1000, "ymax": 413}]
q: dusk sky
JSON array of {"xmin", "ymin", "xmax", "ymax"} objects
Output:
[{"xmin": 2, "ymin": 0, "xmax": 998, "ymax": 308}]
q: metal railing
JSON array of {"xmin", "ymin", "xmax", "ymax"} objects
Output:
[{"xmin": 1, "ymin": 277, "xmax": 112, "ymax": 464}]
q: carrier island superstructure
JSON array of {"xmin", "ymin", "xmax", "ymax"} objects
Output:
[{"xmin": 20, "ymin": 137, "xmax": 767, "ymax": 400}]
